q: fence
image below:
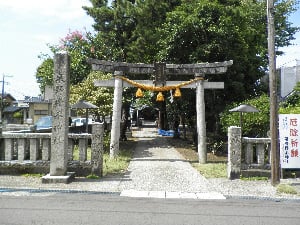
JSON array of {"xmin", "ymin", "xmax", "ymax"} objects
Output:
[
  {"xmin": 242, "ymin": 137, "xmax": 271, "ymax": 170},
  {"xmin": 228, "ymin": 126, "xmax": 271, "ymax": 179},
  {"xmin": 0, "ymin": 124, "xmax": 104, "ymax": 176}
]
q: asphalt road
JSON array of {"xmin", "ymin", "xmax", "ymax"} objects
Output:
[{"xmin": 1, "ymin": 192, "xmax": 300, "ymax": 225}]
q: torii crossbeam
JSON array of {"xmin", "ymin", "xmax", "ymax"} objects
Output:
[
  {"xmin": 89, "ymin": 59, "xmax": 233, "ymax": 163},
  {"xmin": 89, "ymin": 59, "xmax": 233, "ymax": 75}
]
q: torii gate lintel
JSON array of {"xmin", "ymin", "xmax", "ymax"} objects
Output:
[{"xmin": 88, "ymin": 59, "xmax": 233, "ymax": 75}]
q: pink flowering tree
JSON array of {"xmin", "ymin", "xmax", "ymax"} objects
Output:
[
  {"xmin": 54, "ymin": 30, "xmax": 95, "ymax": 84},
  {"xmin": 36, "ymin": 29, "xmax": 110, "ymax": 90}
]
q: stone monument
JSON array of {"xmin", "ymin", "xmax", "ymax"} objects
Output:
[{"xmin": 42, "ymin": 53, "xmax": 74, "ymax": 184}]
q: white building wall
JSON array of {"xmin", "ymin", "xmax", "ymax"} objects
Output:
[{"xmin": 280, "ymin": 60, "xmax": 300, "ymax": 98}]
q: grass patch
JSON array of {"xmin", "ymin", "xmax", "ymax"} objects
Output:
[
  {"xmin": 86, "ymin": 174, "xmax": 100, "ymax": 179},
  {"xmin": 102, "ymin": 139, "xmax": 136, "ymax": 176},
  {"xmin": 192, "ymin": 162, "xmax": 227, "ymax": 178},
  {"xmin": 277, "ymin": 184, "xmax": 298, "ymax": 195},
  {"xmin": 240, "ymin": 176, "xmax": 269, "ymax": 181},
  {"xmin": 22, "ymin": 173, "xmax": 43, "ymax": 178},
  {"xmin": 72, "ymin": 139, "xmax": 135, "ymax": 177},
  {"xmin": 103, "ymin": 149, "xmax": 132, "ymax": 176}
]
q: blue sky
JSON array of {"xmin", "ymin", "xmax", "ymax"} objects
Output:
[{"xmin": 0, "ymin": 0, "xmax": 299, "ymax": 100}]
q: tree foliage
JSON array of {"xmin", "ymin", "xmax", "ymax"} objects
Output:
[
  {"xmin": 221, "ymin": 86, "xmax": 300, "ymax": 138},
  {"xmin": 83, "ymin": 0, "xmax": 181, "ymax": 62},
  {"xmin": 157, "ymin": 0, "xmax": 298, "ymax": 101},
  {"xmin": 49, "ymin": 30, "xmax": 97, "ymax": 85},
  {"xmin": 70, "ymin": 71, "xmax": 114, "ymax": 118},
  {"xmin": 279, "ymin": 82, "xmax": 300, "ymax": 114},
  {"xmin": 35, "ymin": 29, "xmax": 109, "ymax": 91},
  {"xmin": 220, "ymin": 94, "xmax": 270, "ymax": 137},
  {"xmin": 83, "ymin": 0, "xmax": 298, "ymax": 134},
  {"xmin": 36, "ymin": 54, "xmax": 54, "ymax": 93}
]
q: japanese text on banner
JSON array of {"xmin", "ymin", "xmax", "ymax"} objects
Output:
[{"xmin": 279, "ymin": 114, "xmax": 300, "ymax": 168}]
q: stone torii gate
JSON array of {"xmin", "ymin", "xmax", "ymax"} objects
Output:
[{"xmin": 89, "ymin": 59, "xmax": 233, "ymax": 163}]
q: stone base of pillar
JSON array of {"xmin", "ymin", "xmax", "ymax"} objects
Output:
[
  {"xmin": 41, "ymin": 172, "xmax": 75, "ymax": 184},
  {"xmin": 228, "ymin": 168, "xmax": 241, "ymax": 180}
]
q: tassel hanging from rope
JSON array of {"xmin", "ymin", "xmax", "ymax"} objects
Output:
[
  {"xmin": 136, "ymin": 88, "xmax": 144, "ymax": 98},
  {"xmin": 156, "ymin": 92, "xmax": 164, "ymax": 101},
  {"xmin": 174, "ymin": 88, "xmax": 181, "ymax": 97}
]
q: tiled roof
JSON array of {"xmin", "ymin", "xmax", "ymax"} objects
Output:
[{"xmin": 3, "ymin": 106, "xmax": 23, "ymax": 113}]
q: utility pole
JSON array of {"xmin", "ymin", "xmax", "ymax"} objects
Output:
[
  {"xmin": 0, "ymin": 74, "xmax": 13, "ymax": 124},
  {"xmin": 267, "ymin": 0, "xmax": 280, "ymax": 186}
]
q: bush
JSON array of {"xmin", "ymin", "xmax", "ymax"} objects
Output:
[
  {"xmin": 220, "ymin": 94, "xmax": 270, "ymax": 137},
  {"xmin": 13, "ymin": 111, "xmax": 23, "ymax": 118}
]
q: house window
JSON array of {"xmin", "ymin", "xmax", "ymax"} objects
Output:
[{"xmin": 34, "ymin": 110, "xmax": 49, "ymax": 115}]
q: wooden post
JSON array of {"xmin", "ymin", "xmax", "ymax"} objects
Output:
[
  {"xmin": 110, "ymin": 71, "xmax": 123, "ymax": 158},
  {"xmin": 267, "ymin": 0, "xmax": 280, "ymax": 185},
  {"xmin": 196, "ymin": 73, "xmax": 207, "ymax": 163},
  {"xmin": 154, "ymin": 63, "xmax": 167, "ymax": 130}
]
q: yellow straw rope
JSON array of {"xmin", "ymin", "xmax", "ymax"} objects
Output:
[{"xmin": 116, "ymin": 76, "xmax": 203, "ymax": 92}]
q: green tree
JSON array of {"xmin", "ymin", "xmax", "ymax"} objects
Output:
[
  {"xmin": 279, "ymin": 81, "xmax": 300, "ymax": 114},
  {"xmin": 35, "ymin": 55, "xmax": 53, "ymax": 93},
  {"xmin": 36, "ymin": 30, "xmax": 107, "ymax": 91},
  {"xmin": 84, "ymin": 0, "xmax": 181, "ymax": 62},
  {"xmin": 84, "ymin": 0, "xmax": 298, "ymax": 98},
  {"xmin": 220, "ymin": 94, "xmax": 270, "ymax": 137},
  {"xmin": 155, "ymin": 0, "xmax": 298, "ymax": 132},
  {"xmin": 50, "ymin": 30, "xmax": 96, "ymax": 84},
  {"xmin": 158, "ymin": 0, "xmax": 298, "ymax": 98},
  {"xmin": 70, "ymin": 71, "xmax": 114, "ymax": 118},
  {"xmin": 84, "ymin": 0, "xmax": 132, "ymax": 61},
  {"xmin": 126, "ymin": 0, "xmax": 181, "ymax": 63}
]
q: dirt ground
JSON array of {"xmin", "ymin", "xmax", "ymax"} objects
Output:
[{"xmin": 166, "ymin": 137, "xmax": 227, "ymax": 163}]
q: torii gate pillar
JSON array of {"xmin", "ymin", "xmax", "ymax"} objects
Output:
[
  {"xmin": 195, "ymin": 73, "xmax": 206, "ymax": 163},
  {"xmin": 110, "ymin": 71, "xmax": 123, "ymax": 158}
]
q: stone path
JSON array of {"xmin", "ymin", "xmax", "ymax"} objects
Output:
[{"xmin": 119, "ymin": 126, "xmax": 225, "ymax": 199}]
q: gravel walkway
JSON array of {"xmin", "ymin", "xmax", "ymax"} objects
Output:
[{"xmin": 119, "ymin": 135, "xmax": 214, "ymax": 193}]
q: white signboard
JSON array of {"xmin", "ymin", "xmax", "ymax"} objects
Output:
[{"xmin": 279, "ymin": 114, "xmax": 300, "ymax": 168}]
